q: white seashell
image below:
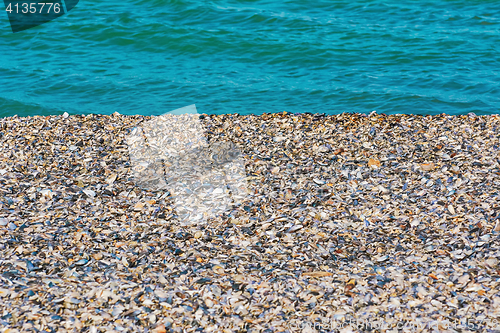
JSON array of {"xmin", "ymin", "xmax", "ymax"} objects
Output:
[{"xmin": 83, "ymin": 189, "xmax": 96, "ymax": 198}]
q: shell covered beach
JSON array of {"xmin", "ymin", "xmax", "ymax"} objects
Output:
[{"xmin": 0, "ymin": 112, "xmax": 499, "ymax": 332}]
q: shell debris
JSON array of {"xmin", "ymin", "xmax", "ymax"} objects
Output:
[{"xmin": 0, "ymin": 112, "xmax": 499, "ymax": 331}]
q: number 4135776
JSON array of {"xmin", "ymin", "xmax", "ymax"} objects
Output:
[{"xmin": 5, "ymin": 3, "xmax": 62, "ymax": 14}]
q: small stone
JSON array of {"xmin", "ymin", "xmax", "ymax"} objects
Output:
[
  {"xmin": 0, "ymin": 218, "xmax": 8, "ymax": 226},
  {"xmin": 62, "ymin": 112, "xmax": 69, "ymax": 118}
]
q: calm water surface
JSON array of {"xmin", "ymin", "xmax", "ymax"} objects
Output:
[{"xmin": 1, "ymin": 0, "xmax": 499, "ymax": 117}]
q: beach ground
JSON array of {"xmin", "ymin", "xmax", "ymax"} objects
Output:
[{"xmin": 0, "ymin": 112, "xmax": 499, "ymax": 332}]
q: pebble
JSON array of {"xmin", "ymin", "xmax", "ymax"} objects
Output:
[{"xmin": 0, "ymin": 112, "xmax": 499, "ymax": 332}]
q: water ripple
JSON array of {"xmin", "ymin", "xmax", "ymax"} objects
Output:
[{"xmin": 1, "ymin": 0, "xmax": 499, "ymax": 116}]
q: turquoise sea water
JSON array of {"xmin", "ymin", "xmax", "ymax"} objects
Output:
[{"xmin": 1, "ymin": 0, "xmax": 499, "ymax": 117}]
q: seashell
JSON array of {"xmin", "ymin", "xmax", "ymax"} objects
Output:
[
  {"xmin": 486, "ymin": 258, "xmax": 498, "ymax": 267},
  {"xmin": 420, "ymin": 163, "xmax": 435, "ymax": 171},
  {"xmin": 368, "ymin": 158, "xmax": 381, "ymax": 169},
  {"xmin": 313, "ymin": 178, "xmax": 325, "ymax": 185},
  {"xmin": 494, "ymin": 220, "xmax": 500, "ymax": 232},
  {"xmin": 106, "ymin": 173, "xmax": 117, "ymax": 185},
  {"xmin": 83, "ymin": 189, "xmax": 96, "ymax": 198},
  {"xmin": 0, "ymin": 289, "xmax": 11, "ymax": 297},
  {"xmin": 450, "ymin": 165, "xmax": 460, "ymax": 174},
  {"xmin": 458, "ymin": 274, "xmax": 470, "ymax": 285},
  {"xmin": 376, "ymin": 255, "xmax": 389, "ymax": 262},
  {"xmin": 40, "ymin": 189, "xmax": 53, "ymax": 198},
  {"xmin": 286, "ymin": 224, "xmax": 303, "ymax": 233},
  {"xmin": 302, "ymin": 271, "xmax": 333, "ymax": 277}
]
